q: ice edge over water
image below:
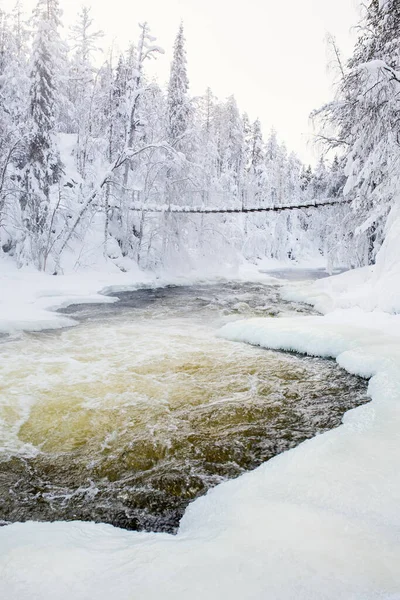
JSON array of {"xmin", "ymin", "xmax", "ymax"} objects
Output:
[{"xmin": 1, "ymin": 297, "xmax": 400, "ymax": 597}]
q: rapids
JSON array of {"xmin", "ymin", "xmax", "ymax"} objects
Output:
[{"xmin": 0, "ymin": 281, "xmax": 369, "ymax": 532}]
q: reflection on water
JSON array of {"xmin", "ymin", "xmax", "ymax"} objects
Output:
[{"xmin": 0, "ymin": 282, "xmax": 369, "ymax": 532}]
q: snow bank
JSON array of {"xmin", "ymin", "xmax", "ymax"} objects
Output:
[
  {"xmin": 285, "ymin": 205, "xmax": 400, "ymax": 314},
  {"xmin": 2, "ymin": 295, "xmax": 400, "ymax": 597},
  {"xmin": 0, "ymin": 257, "xmax": 156, "ymax": 335}
]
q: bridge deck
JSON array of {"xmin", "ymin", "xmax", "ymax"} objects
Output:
[{"xmin": 129, "ymin": 199, "xmax": 346, "ymax": 214}]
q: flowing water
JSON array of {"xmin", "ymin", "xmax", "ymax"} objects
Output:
[{"xmin": 0, "ymin": 281, "xmax": 369, "ymax": 532}]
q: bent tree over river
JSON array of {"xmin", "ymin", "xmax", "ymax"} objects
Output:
[{"xmin": 0, "ymin": 276, "xmax": 369, "ymax": 533}]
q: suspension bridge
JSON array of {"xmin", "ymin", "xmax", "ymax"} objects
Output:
[{"xmin": 129, "ymin": 198, "xmax": 347, "ymax": 214}]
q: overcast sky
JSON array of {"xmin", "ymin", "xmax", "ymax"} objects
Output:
[{"xmin": 4, "ymin": 0, "xmax": 361, "ymax": 164}]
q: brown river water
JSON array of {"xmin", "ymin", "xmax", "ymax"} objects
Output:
[{"xmin": 0, "ymin": 279, "xmax": 369, "ymax": 532}]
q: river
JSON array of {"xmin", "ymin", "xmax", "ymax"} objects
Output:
[{"xmin": 0, "ymin": 278, "xmax": 369, "ymax": 532}]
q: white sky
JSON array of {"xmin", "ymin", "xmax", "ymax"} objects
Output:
[{"xmin": 4, "ymin": 0, "xmax": 361, "ymax": 164}]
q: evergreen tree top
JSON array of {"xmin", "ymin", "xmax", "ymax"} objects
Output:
[{"xmin": 33, "ymin": 0, "xmax": 63, "ymax": 27}]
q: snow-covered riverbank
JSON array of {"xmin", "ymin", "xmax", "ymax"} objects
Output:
[
  {"xmin": 0, "ymin": 257, "xmax": 286, "ymax": 336},
  {"xmin": 1, "ymin": 254, "xmax": 400, "ymax": 599},
  {"xmin": 0, "ymin": 258, "xmax": 152, "ymax": 335}
]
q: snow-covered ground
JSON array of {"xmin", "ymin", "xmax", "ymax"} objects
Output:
[{"xmin": 1, "ymin": 243, "xmax": 400, "ymax": 599}]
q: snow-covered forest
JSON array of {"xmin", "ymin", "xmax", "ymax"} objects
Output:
[
  {"xmin": 2, "ymin": 2, "xmax": 400, "ymax": 599},
  {"xmin": 0, "ymin": 0, "xmax": 354, "ymax": 274},
  {"xmin": 1, "ymin": 1, "xmax": 399, "ymax": 275}
]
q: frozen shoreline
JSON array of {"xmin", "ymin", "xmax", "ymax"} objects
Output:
[{"xmin": 1, "ymin": 259, "xmax": 400, "ymax": 599}]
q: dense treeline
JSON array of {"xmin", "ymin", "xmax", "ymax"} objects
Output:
[{"xmin": 1, "ymin": 0, "xmax": 392, "ymax": 274}]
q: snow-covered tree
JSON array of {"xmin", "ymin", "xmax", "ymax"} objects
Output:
[
  {"xmin": 68, "ymin": 6, "xmax": 103, "ymax": 174},
  {"xmin": 314, "ymin": 0, "xmax": 400, "ymax": 266},
  {"xmin": 248, "ymin": 118, "xmax": 265, "ymax": 204},
  {"xmin": 167, "ymin": 22, "xmax": 190, "ymax": 151},
  {"xmin": 18, "ymin": 0, "xmax": 65, "ymax": 269}
]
